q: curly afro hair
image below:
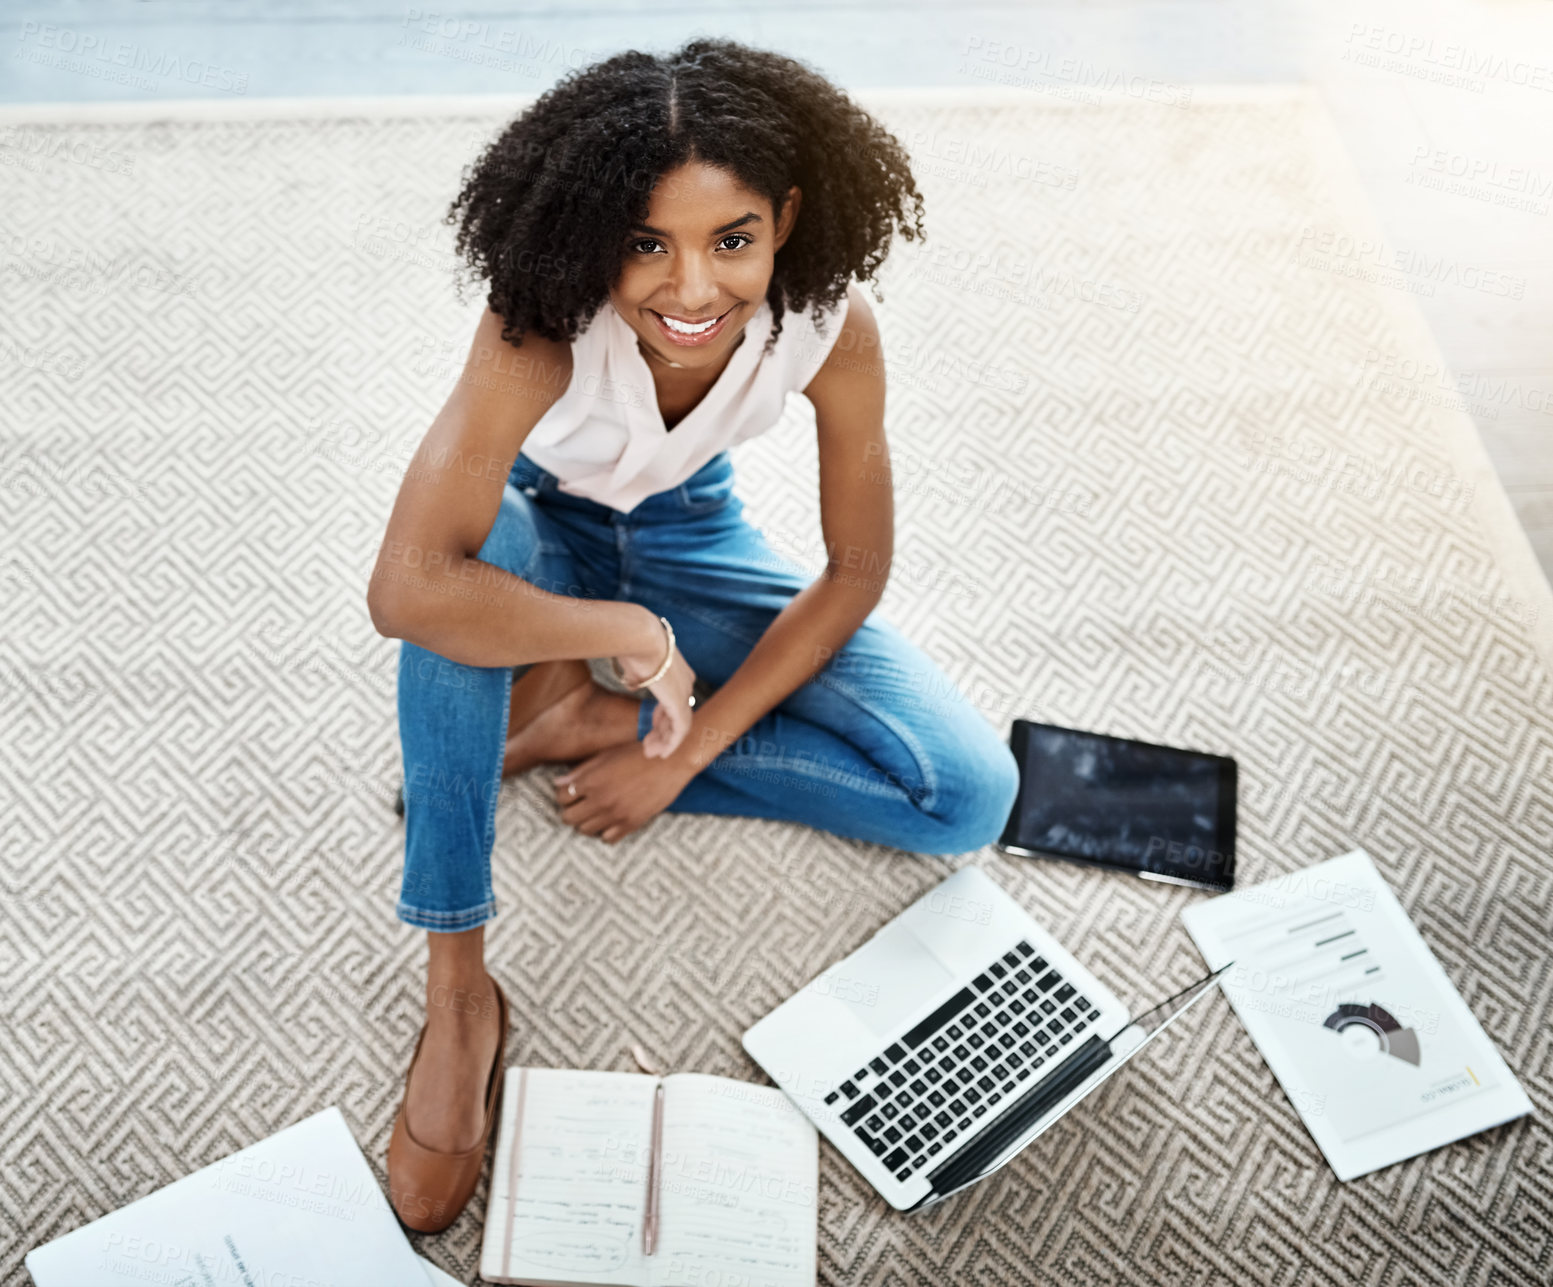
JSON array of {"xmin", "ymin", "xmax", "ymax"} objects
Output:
[{"xmin": 445, "ymin": 37, "xmax": 925, "ymax": 359}]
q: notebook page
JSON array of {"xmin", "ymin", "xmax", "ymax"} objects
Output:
[
  {"xmin": 648, "ymin": 1074, "xmax": 817, "ymax": 1287},
  {"xmin": 480, "ymin": 1068, "xmax": 658, "ymax": 1286}
]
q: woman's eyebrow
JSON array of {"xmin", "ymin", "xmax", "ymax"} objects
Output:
[{"xmin": 630, "ymin": 212, "xmax": 763, "ymax": 237}]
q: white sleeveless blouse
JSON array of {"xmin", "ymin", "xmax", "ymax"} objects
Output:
[{"xmin": 518, "ymin": 292, "xmax": 851, "ymax": 513}]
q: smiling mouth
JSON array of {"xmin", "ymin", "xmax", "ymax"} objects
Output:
[{"xmin": 649, "ymin": 305, "xmax": 737, "ymax": 346}]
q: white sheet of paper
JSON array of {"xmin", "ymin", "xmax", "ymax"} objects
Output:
[
  {"xmin": 650, "ymin": 1074, "xmax": 817, "ymax": 1287},
  {"xmin": 1181, "ymin": 848, "xmax": 1532, "ymax": 1181},
  {"xmin": 480, "ymin": 1068, "xmax": 658, "ymax": 1285},
  {"xmin": 26, "ymin": 1106, "xmax": 428, "ymax": 1286}
]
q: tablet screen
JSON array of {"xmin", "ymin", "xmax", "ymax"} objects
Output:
[{"xmin": 1000, "ymin": 721, "xmax": 1235, "ymax": 889}]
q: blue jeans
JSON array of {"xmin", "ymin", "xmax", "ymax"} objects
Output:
[{"xmin": 395, "ymin": 450, "xmax": 1020, "ymax": 931}]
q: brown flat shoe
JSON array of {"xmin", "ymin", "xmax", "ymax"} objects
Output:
[{"xmin": 386, "ymin": 976, "xmax": 509, "ymax": 1234}]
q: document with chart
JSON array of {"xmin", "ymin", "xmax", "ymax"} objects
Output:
[{"xmin": 1181, "ymin": 849, "xmax": 1531, "ymax": 1181}]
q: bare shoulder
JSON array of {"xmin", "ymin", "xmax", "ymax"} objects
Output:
[
  {"xmin": 455, "ymin": 305, "xmax": 574, "ymax": 425},
  {"xmin": 802, "ymin": 281, "xmax": 884, "ymax": 409}
]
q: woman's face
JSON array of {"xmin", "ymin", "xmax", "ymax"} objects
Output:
[{"xmin": 612, "ymin": 160, "xmax": 799, "ymax": 373}]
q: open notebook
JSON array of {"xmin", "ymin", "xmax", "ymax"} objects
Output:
[{"xmin": 480, "ymin": 1068, "xmax": 817, "ymax": 1287}]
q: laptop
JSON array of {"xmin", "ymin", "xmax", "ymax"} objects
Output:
[{"xmin": 742, "ymin": 865, "xmax": 1228, "ymax": 1212}]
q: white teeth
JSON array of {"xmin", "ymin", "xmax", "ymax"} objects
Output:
[{"xmin": 659, "ymin": 311, "xmax": 721, "ymax": 334}]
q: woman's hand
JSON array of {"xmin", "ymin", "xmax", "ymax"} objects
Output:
[
  {"xmin": 611, "ymin": 617, "xmax": 697, "ymax": 758},
  {"xmin": 553, "ymin": 743, "xmax": 698, "ymax": 843}
]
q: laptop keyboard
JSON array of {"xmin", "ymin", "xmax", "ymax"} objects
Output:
[{"xmin": 822, "ymin": 940, "xmax": 1101, "ymax": 1184}]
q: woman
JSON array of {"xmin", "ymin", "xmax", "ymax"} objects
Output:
[{"xmin": 366, "ymin": 37, "xmax": 1021, "ymax": 1233}]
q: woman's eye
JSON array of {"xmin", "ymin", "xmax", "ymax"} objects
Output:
[{"xmin": 630, "ymin": 234, "xmax": 751, "ymax": 255}]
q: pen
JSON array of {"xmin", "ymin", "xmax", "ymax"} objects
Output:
[{"xmin": 643, "ymin": 1080, "xmax": 664, "ymax": 1256}]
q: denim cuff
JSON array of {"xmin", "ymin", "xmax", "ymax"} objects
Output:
[
  {"xmin": 636, "ymin": 693, "xmax": 656, "ymax": 740},
  {"xmin": 396, "ymin": 897, "xmax": 498, "ymax": 933}
]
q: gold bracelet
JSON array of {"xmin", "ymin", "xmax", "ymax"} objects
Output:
[{"xmin": 611, "ymin": 615, "xmax": 675, "ymax": 690}]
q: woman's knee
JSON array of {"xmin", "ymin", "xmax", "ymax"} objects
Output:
[
  {"xmin": 918, "ymin": 718, "xmax": 1020, "ymax": 855},
  {"xmin": 474, "ymin": 484, "xmax": 546, "ymax": 578}
]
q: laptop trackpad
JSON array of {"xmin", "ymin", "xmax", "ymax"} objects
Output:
[{"xmin": 821, "ymin": 921, "xmax": 954, "ymax": 1039}]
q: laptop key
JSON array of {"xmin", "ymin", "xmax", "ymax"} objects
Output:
[
  {"xmin": 884, "ymin": 1125, "xmax": 902, "ymax": 1143},
  {"xmin": 903, "ymin": 1058, "xmax": 921, "ymax": 1075},
  {"xmin": 841, "ymin": 1095, "xmax": 876, "ymax": 1126},
  {"xmin": 990, "ymin": 962, "xmax": 1007, "ymax": 979},
  {"xmin": 824, "ymin": 1091, "xmax": 840, "ymax": 1105},
  {"xmin": 1002, "ymin": 951, "xmax": 1021, "ymax": 968},
  {"xmin": 973, "ymin": 973, "xmax": 994, "ymax": 992},
  {"xmin": 870, "ymin": 1057, "xmax": 889, "ymax": 1075},
  {"xmin": 1001, "ymin": 981, "xmax": 1018, "ymax": 997},
  {"xmin": 1060, "ymin": 1032, "xmax": 1073, "ymax": 1045},
  {"xmin": 928, "ymin": 1089, "xmax": 946, "ymax": 1107},
  {"xmin": 885, "ymin": 1043, "xmax": 906, "ymax": 1062},
  {"xmin": 912, "ymin": 1104, "xmax": 931, "ymax": 1122},
  {"xmin": 865, "ymin": 1113, "xmax": 883, "ymax": 1131},
  {"xmin": 968, "ymin": 1033, "xmax": 985, "ymax": 1049},
  {"xmin": 840, "ymin": 1080, "xmax": 859, "ymax": 1099},
  {"xmin": 928, "ymin": 1141, "xmax": 943, "ymax": 1156},
  {"xmin": 998, "ymin": 1033, "xmax": 1016, "ymax": 1049},
  {"xmin": 1055, "ymin": 984, "xmax": 1075, "ymax": 1003},
  {"xmin": 883, "ymin": 1147, "xmax": 908, "ymax": 1170},
  {"xmin": 973, "ymin": 1104, "xmax": 988, "ymax": 1117},
  {"xmin": 932, "ymin": 1036, "xmax": 950, "ymax": 1053},
  {"xmin": 1014, "ymin": 969, "xmax": 1031, "ymax": 984},
  {"xmin": 1030, "ymin": 956, "xmax": 1047, "ymax": 972},
  {"xmin": 889, "ymin": 1070, "xmax": 907, "ymax": 1087},
  {"xmin": 934, "ymin": 1111, "xmax": 953, "ymax": 1128},
  {"xmin": 1035, "ymin": 971, "xmax": 1060, "ymax": 991},
  {"xmin": 1016, "ymin": 941, "xmax": 1035, "ymax": 958},
  {"xmin": 970, "ymin": 1055, "xmax": 988, "ymax": 1072},
  {"xmin": 976, "ymin": 1075, "xmax": 995, "ymax": 1091},
  {"xmin": 922, "ymin": 1123, "xmax": 939, "ymax": 1140},
  {"xmin": 881, "ymin": 1103, "xmax": 899, "ymax": 1120},
  {"xmin": 973, "ymin": 1002, "xmax": 990, "ymax": 1018},
  {"xmin": 965, "ymin": 1088, "xmax": 981, "ymax": 1105},
  {"xmin": 947, "ymin": 1024, "xmax": 963, "ymax": 1040},
  {"xmin": 925, "ymin": 1067, "xmax": 943, "ymax": 1084},
  {"xmin": 1087, "ymin": 1008, "xmax": 1100, "ymax": 1022}
]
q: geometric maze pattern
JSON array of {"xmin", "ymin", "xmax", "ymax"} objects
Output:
[{"xmin": 1, "ymin": 88, "xmax": 1549, "ymax": 1285}]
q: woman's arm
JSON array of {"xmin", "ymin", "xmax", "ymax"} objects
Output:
[
  {"xmin": 366, "ymin": 306, "xmax": 666, "ymax": 675},
  {"xmin": 671, "ymin": 281, "xmax": 894, "ymax": 772}
]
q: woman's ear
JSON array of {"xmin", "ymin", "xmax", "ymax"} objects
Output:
[{"xmin": 773, "ymin": 185, "xmax": 802, "ymax": 251}]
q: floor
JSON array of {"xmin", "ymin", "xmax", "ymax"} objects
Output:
[{"xmin": 6, "ymin": 0, "xmax": 1552, "ymax": 581}]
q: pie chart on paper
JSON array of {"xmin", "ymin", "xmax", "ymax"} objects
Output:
[{"xmin": 1322, "ymin": 1002, "xmax": 1422, "ymax": 1066}]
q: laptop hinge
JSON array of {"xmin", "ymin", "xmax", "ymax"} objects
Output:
[{"xmin": 924, "ymin": 1034, "xmax": 1113, "ymax": 1195}]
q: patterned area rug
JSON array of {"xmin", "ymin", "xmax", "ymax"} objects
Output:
[{"xmin": 2, "ymin": 86, "xmax": 1549, "ymax": 1285}]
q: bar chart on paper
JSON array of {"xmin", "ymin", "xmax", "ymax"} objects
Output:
[{"xmin": 1182, "ymin": 850, "xmax": 1531, "ymax": 1180}]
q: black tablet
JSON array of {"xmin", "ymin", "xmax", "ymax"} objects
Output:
[{"xmin": 996, "ymin": 719, "xmax": 1237, "ymax": 891}]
